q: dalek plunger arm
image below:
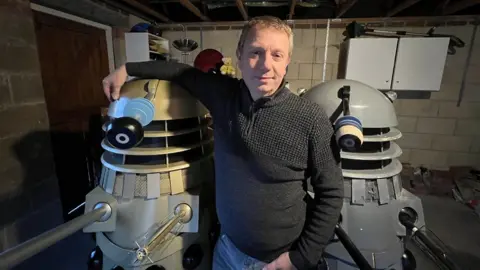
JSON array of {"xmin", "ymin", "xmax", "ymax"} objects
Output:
[{"xmin": 0, "ymin": 202, "xmax": 112, "ymax": 269}]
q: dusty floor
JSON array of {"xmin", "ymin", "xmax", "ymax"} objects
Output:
[{"xmin": 8, "ymin": 194, "xmax": 480, "ymax": 270}]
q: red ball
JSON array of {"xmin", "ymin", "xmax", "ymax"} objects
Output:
[{"xmin": 194, "ymin": 49, "xmax": 224, "ymax": 73}]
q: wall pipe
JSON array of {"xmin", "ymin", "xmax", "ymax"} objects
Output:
[{"xmin": 0, "ymin": 203, "xmax": 111, "ymax": 269}]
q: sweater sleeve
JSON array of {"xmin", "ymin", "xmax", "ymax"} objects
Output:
[
  {"xmin": 125, "ymin": 61, "xmax": 233, "ymax": 115},
  {"xmin": 289, "ymin": 109, "xmax": 344, "ymax": 269}
]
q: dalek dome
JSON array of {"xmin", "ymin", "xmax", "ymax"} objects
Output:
[
  {"xmin": 302, "ymin": 79, "xmax": 399, "ymax": 128},
  {"xmin": 107, "ymin": 78, "xmax": 209, "ymax": 121}
]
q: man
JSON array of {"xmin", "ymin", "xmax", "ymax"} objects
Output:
[{"xmin": 102, "ymin": 16, "xmax": 344, "ymax": 270}]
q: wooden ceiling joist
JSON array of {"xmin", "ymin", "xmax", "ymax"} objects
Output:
[
  {"xmin": 288, "ymin": 0, "xmax": 297, "ymax": 20},
  {"xmin": 336, "ymin": 0, "xmax": 358, "ymax": 18},
  {"xmin": 178, "ymin": 0, "xmax": 211, "ymax": 21},
  {"xmin": 236, "ymin": 0, "xmax": 248, "ymax": 21},
  {"xmin": 443, "ymin": 0, "xmax": 480, "ymax": 15},
  {"xmin": 386, "ymin": 0, "xmax": 422, "ymax": 17},
  {"xmin": 119, "ymin": 0, "xmax": 171, "ymax": 22}
]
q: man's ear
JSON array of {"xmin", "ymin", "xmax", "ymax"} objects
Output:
[{"xmin": 236, "ymin": 49, "xmax": 242, "ymax": 61}]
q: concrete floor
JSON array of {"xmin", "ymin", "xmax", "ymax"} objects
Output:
[{"xmin": 7, "ymin": 194, "xmax": 480, "ymax": 270}]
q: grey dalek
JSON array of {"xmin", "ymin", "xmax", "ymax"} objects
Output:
[
  {"xmin": 89, "ymin": 78, "xmax": 215, "ymax": 270},
  {"xmin": 302, "ymin": 79, "xmax": 425, "ymax": 270}
]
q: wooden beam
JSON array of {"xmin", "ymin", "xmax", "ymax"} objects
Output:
[
  {"xmin": 444, "ymin": 0, "xmax": 480, "ymax": 15},
  {"xmin": 236, "ymin": 0, "xmax": 248, "ymax": 21},
  {"xmin": 178, "ymin": 0, "xmax": 211, "ymax": 21},
  {"xmin": 288, "ymin": 0, "xmax": 297, "ymax": 20},
  {"xmin": 386, "ymin": 0, "xmax": 422, "ymax": 17},
  {"xmin": 119, "ymin": 0, "xmax": 171, "ymax": 22},
  {"xmin": 336, "ymin": 0, "xmax": 358, "ymax": 18}
]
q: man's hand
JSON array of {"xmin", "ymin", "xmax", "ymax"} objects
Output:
[
  {"xmin": 102, "ymin": 64, "xmax": 128, "ymax": 101},
  {"xmin": 262, "ymin": 252, "xmax": 297, "ymax": 270}
]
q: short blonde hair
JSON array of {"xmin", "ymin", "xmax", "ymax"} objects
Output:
[{"xmin": 236, "ymin": 16, "xmax": 294, "ymax": 59}]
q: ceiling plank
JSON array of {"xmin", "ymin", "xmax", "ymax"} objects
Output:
[
  {"xmin": 236, "ymin": 0, "xmax": 248, "ymax": 21},
  {"xmin": 288, "ymin": 0, "xmax": 297, "ymax": 20},
  {"xmin": 444, "ymin": 0, "xmax": 480, "ymax": 15},
  {"xmin": 178, "ymin": 0, "xmax": 211, "ymax": 21},
  {"xmin": 386, "ymin": 0, "xmax": 422, "ymax": 17},
  {"xmin": 337, "ymin": 0, "xmax": 358, "ymax": 18},
  {"xmin": 118, "ymin": 0, "xmax": 171, "ymax": 22}
]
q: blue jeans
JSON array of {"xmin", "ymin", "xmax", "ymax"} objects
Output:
[{"xmin": 213, "ymin": 233, "xmax": 268, "ymax": 270}]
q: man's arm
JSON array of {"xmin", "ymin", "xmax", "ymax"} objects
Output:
[
  {"xmin": 289, "ymin": 109, "xmax": 344, "ymax": 269},
  {"xmin": 125, "ymin": 61, "xmax": 234, "ymax": 114}
]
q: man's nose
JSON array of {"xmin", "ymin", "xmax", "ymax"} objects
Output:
[{"xmin": 259, "ymin": 54, "xmax": 273, "ymax": 70}]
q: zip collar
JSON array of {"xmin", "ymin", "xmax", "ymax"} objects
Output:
[{"xmin": 239, "ymin": 79, "xmax": 291, "ymax": 110}]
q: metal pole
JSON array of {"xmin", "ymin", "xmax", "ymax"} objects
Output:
[
  {"xmin": 0, "ymin": 203, "xmax": 110, "ymax": 269},
  {"xmin": 334, "ymin": 224, "xmax": 374, "ymax": 270}
]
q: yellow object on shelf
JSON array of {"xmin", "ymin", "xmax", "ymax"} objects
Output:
[{"xmin": 220, "ymin": 57, "xmax": 236, "ymax": 77}]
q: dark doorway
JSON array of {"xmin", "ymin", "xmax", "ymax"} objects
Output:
[{"xmin": 33, "ymin": 10, "xmax": 109, "ymax": 221}]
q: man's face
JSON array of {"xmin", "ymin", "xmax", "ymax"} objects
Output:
[{"xmin": 238, "ymin": 26, "xmax": 291, "ymax": 97}]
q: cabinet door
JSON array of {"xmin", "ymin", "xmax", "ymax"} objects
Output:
[
  {"xmin": 392, "ymin": 37, "xmax": 449, "ymax": 91},
  {"xmin": 344, "ymin": 38, "xmax": 398, "ymax": 90}
]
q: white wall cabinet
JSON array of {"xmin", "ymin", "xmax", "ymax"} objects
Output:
[
  {"xmin": 339, "ymin": 37, "xmax": 450, "ymax": 91},
  {"xmin": 392, "ymin": 37, "xmax": 449, "ymax": 91}
]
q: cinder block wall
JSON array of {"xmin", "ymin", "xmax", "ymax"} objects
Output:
[
  {"xmin": 160, "ymin": 18, "xmax": 480, "ymax": 170},
  {"xmin": 0, "ymin": 0, "xmax": 58, "ymax": 252}
]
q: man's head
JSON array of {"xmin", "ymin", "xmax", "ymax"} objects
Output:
[{"xmin": 236, "ymin": 16, "xmax": 293, "ymax": 99}]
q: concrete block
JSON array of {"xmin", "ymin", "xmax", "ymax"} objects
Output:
[
  {"xmin": 463, "ymin": 84, "xmax": 480, "ymax": 102},
  {"xmin": 441, "ymin": 63, "xmax": 463, "ymax": 84},
  {"xmin": 438, "ymin": 101, "xmax": 480, "ymax": 119},
  {"xmin": 0, "ymin": 103, "xmax": 49, "ymax": 138},
  {"xmin": 312, "ymin": 63, "xmax": 333, "ymax": 80},
  {"xmin": 315, "ymin": 28, "xmax": 338, "ymax": 47},
  {"xmin": 431, "ymin": 135, "xmax": 473, "ymax": 152},
  {"xmin": 291, "ymin": 47, "xmax": 315, "ymax": 63},
  {"xmin": 455, "ymin": 119, "xmax": 480, "ymax": 136},
  {"xmin": 447, "ymin": 152, "xmax": 480, "ymax": 168},
  {"xmin": 416, "ymin": 118, "xmax": 456, "ymax": 135},
  {"xmin": 430, "ymin": 84, "xmax": 461, "ymax": 101},
  {"xmin": 28, "ymin": 176, "xmax": 60, "ymax": 211},
  {"xmin": 315, "ymin": 46, "xmax": 339, "ymax": 64},
  {"xmin": 286, "ymin": 63, "xmax": 299, "ymax": 79},
  {"xmin": 470, "ymin": 138, "xmax": 480, "ymax": 153},
  {"xmin": 0, "ymin": 74, "xmax": 11, "ymax": 108},
  {"xmin": 0, "ymin": 12, "xmax": 36, "ymax": 46},
  {"xmin": 397, "ymin": 133, "xmax": 433, "ymax": 149},
  {"xmin": 466, "ymin": 66, "xmax": 480, "ymax": 84},
  {"xmin": 399, "ymin": 148, "xmax": 411, "ymax": 163},
  {"xmin": 0, "ymin": 164, "xmax": 25, "ymax": 199},
  {"xmin": 292, "ymin": 28, "xmax": 302, "ymax": 48},
  {"xmin": 396, "ymin": 100, "xmax": 439, "ymax": 117},
  {"xmin": 0, "ymin": 43, "xmax": 40, "ymax": 73},
  {"xmin": 409, "ymin": 149, "xmax": 448, "ymax": 167},
  {"xmin": 10, "ymin": 73, "xmax": 45, "ymax": 104},
  {"xmin": 397, "ymin": 116, "xmax": 417, "ymax": 132},
  {"xmin": 298, "ymin": 63, "xmax": 313, "ymax": 80},
  {"xmin": 300, "ymin": 29, "xmax": 316, "ymax": 47}
]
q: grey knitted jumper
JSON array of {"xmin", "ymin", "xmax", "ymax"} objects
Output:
[{"xmin": 126, "ymin": 61, "xmax": 344, "ymax": 270}]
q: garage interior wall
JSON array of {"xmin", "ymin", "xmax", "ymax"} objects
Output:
[
  {"xmin": 0, "ymin": 0, "xmax": 479, "ymax": 260},
  {"xmin": 0, "ymin": 0, "xmax": 139, "ymax": 255},
  {"xmin": 160, "ymin": 21, "xmax": 480, "ymax": 170}
]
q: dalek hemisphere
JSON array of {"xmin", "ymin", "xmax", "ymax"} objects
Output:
[{"xmin": 88, "ymin": 79, "xmax": 215, "ymax": 270}]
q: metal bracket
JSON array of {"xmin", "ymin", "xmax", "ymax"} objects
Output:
[{"xmin": 83, "ymin": 186, "xmax": 118, "ymax": 233}]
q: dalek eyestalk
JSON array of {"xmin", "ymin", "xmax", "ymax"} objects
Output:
[{"xmin": 334, "ymin": 85, "xmax": 364, "ymax": 151}]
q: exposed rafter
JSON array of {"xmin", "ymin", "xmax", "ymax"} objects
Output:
[
  {"xmin": 288, "ymin": 0, "xmax": 297, "ymax": 20},
  {"xmin": 336, "ymin": 0, "xmax": 358, "ymax": 18},
  {"xmin": 236, "ymin": 0, "xmax": 248, "ymax": 21},
  {"xmin": 178, "ymin": 0, "xmax": 211, "ymax": 21},
  {"xmin": 386, "ymin": 0, "xmax": 422, "ymax": 17},
  {"xmin": 119, "ymin": 0, "xmax": 171, "ymax": 22},
  {"xmin": 444, "ymin": 0, "xmax": 480, "ymax": 15}
]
